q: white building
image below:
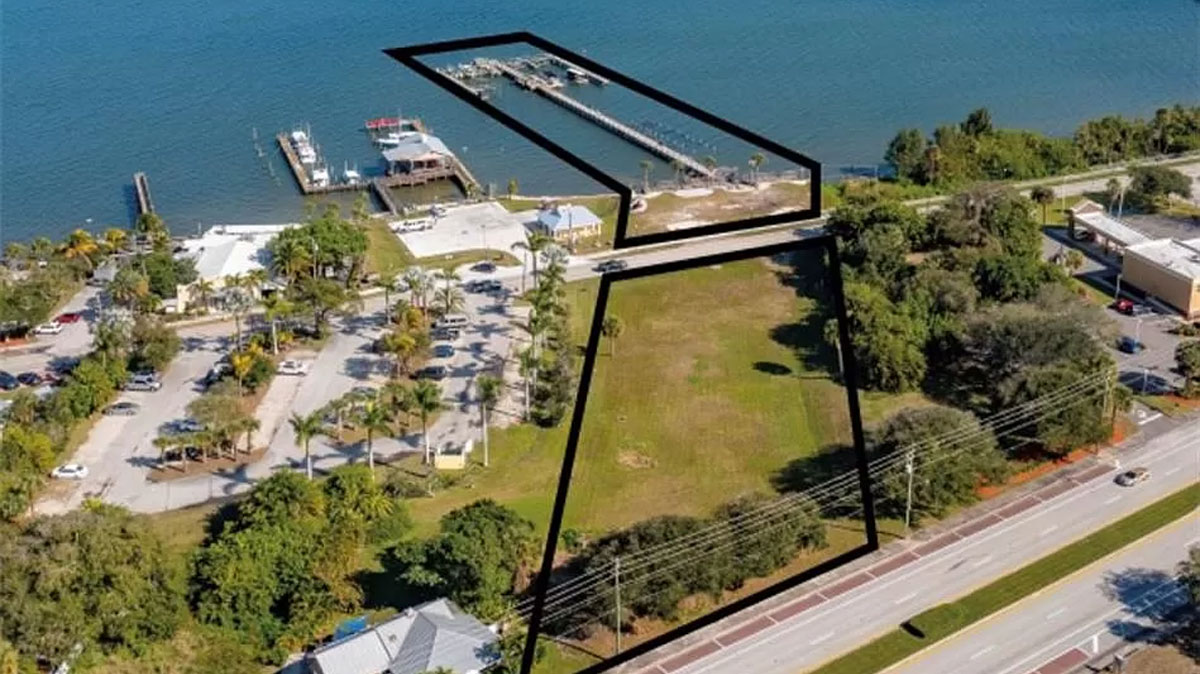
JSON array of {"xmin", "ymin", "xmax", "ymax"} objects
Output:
[
  {"xmin": 174, "ymin": 224, "xmax": 297, "ymax": 312},
  {"xmin": 535, "ymin": 203, "xmax": 602, "ymax": 243}
]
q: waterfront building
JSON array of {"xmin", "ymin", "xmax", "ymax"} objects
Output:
[
  {"xmin": 381, "ymin": 133, "xmax": 456, "ymax": 175},
  {"xmin": 174, "ymin": 223, "xmax": 296, "ymax": 311},
  {"xmin": 534, "ymin": 202, "xmax": 602, "ymax": 243}
]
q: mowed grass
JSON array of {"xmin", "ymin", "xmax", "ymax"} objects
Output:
[{"xmin": 562, "ymin": 255, "xmax": 854, "ymax": 532}]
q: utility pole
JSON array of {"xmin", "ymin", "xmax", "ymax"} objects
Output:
[
  {"xmin": 1114, "ymin": 274, "xmax": 1122, "ymax": 300},
  {"xmin": 1141, "ymin": 366, "xmax": 1150, "ymax": 394},
  {"xmin": 614, "ymin": 556, "xmax": 622, "ymax": 654},
  {"xmin": 904, "ymin": 449, "xmax": 916, "ymax": 536}
]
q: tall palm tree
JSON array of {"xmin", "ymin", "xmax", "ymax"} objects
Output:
[
  {"xmin": 107, "ymin": 267, "xmax": 148, "ymax": 310},
  {"xmin": 325, "ymin": 396, "xmax": 353, "ymax": 443},
  {"xmin": 223, "ymin": 272, "xmax": 249, "ymax": 347},
  {"xmin": 376, "ymin": 271, "xmax": 399, "ymax": 324},
  {"xmin": 271, "ymin": 236, "xmax": 312, "ymax": 284},
  {"xmin": 191, "ymin": 278, "xmax": 216, "ymax": 314},
  {"xmin": 261, "ymin": 293, "xmax": 292, "ymax": 355},
  {"xmin": 102, "ymin": 228, "xmax": 128, "ymax": 255},
  {"xmin": 289, "ymin": 410, "xmax": 324, "ymax": 480},
  {"xmin": 411, "ymin": 380, "xmax": 442, "ymax": 464},
  {"xmin": 521, "ymin": 231, "xmax": 552, "ymax": 291},
  {"xmin": 1030, "ymin": 185, "xmax": 1055, "ymax": 225},
  {"xmin": 434, "ymin": 286, "xmax": 465, "ymax": 316},
  {"xmin": 639, "ymin": 159, "xmax": 654, "ymax": 193},
  {"xmin": 230, "ymin": 351, "xmax": 254, "ymax": 397},
  {"xmin": 243, "ymin": 268, "xmax": 268, "ymax": 300},
  {"xmin": 358, "ymin": 398, "xmax": 392, "ymax": 478},
  {"xmin": 506, "ymin": 178, "xmax": 519, "ymax": 200},
  {"xmin": 748, "ymin": 152, "xmax": 766, "ymax": 184},
  {"xmin": 601, "ymin": 315, "xmax": 625, "ymax": 356},
  {"xmin": 61, "ymin": 229, "xmax": 99, "ymax": 270},
  {"xmin": 436, "ymin": 268, "xmax": 462, "ymax": 294},
  {"xmin": 92, "ymin": 315, "xmax": 132, "ymax": 367},
  {"xmin": 475, "ymin": 375, "xmax": 501, "ymax": 467},
  {"xmin": 381, "ymin": 330, "xmax": 419, "ymax": 377},
  {"xmin": 403, "ymin": 267, "xmax": 432, "ymax": 318}
]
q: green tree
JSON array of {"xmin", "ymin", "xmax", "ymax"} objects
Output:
[
  {"xmin": 506, "ymin": 177, "xmax": 519, "ymax": 200},
  {"xmin": 1030, "ymin": 185, "xmax": 1055, "ymax": 225},
  {"xmin": 135, "ymin": 213, "xmax": 170, "ymax": 250},
  {"xmin": 1176, "ymin": 340, "xmax": 1200, "ymax": 397},
  {"xmin": 884, "ymin": 128, "xmax": 927, "ymax": 183},
  {"xmin": 412, "ymin": 380, "xmax": 442, "ymax": 464},
  {"xmin": 261, "ymin": 293, "xmax": 293, "ymax": 355},
  {"xmin": 129, "ymin": 315, "xmax": 181, "ymax": 372},
  {"xmin": 357, "ymin": 398, "xmax": 392, "ymax": 478},
  {"xmin": 601, "ymin": 314, "xmax": 625, "ymax": 356},
  {"xmin": 0, "ymin": 505, "xmax": 186, "ymax": 664},
  {"xmin": 748, "ymin": 152, "xmax": 766, "ymax": 184},
  {"xmin": 289, "ymin": 410, "xmax": 325, "ymax": 480},
  {"xmin": 960, "ymin": 107, "xmax": 993, "ymax": 136},
  {"xmin": 292, "ymin": 277, "xmax": 350, "ymax": 337},
  {"xmin": 60, "ymin": 228, "xmax": 99, "ymax": 272},
  {"xmin": 107, "ymin": 266, "xmax": 150, "ymax": 310},
  {"xmin": 1127, "ymin": 165, "xmax": 1193, "ymax": 212},
  {"xmin": 843, "ymin": 281, "xmax": 927, "ymax": 392},
  {"xmin": 872, "ymin": 406, "xmax": 1009, "ymax": 522},
  {"xmin": 475, "ymin": 375, "xmax": 502, "ymax": 468}
]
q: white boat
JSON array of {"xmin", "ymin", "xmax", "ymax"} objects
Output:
[
  {"xmin": 311, "ymin": 165, "xmax": 330, "ymax": 187},
  {"xmin": 343, "ymin": 162, "xmax": 361, "ymax": 185},
  {"xmin": 373, "ymin": 130, "xmax": 418, "ymax": 147}
]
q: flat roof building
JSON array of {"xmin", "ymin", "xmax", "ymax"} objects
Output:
[
  {"xmin": 535, "ymin": 203, "xmax": 602, "ymax": 244},
  {"xmin": 1122, "ymin": 236, "xmax": 1200, "ymax": 319},
  {"xmin": 174, "ymin": 224, "xmax": 297, "ymax": 312},
  {"xmin": 1067, "ymin": 199, "xmax": 1150, "ymax": 252}
]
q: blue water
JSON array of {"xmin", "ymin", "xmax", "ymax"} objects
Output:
[{"xmin": 1, "ymin": 0, "xmax": 1196, "ymax": 243}]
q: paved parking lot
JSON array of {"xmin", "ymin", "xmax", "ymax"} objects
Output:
[{"xmin": 395, "ymin": 202, "xmax": 534, "ymax": 258}]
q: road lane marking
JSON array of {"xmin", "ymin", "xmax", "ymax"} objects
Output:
[
  {"xmin": 809, "ymin": 631, "xmax": 835, "ymax": 645},
  {"xmin": 1165, "ymin": 466, "xmax": 1182, "ymax": 477},
  {"xmin": 1039, "ymin": 524, "xmax": 1059, "ymax": 537},
  {"xmin": 1137, "ymin": 412, "xmax": 1162, "ymax": 426},
  {"xmin": 1046, "ymin": 606, "xmax": 1067, "ymax": 620},
  {"xmin": 893, "ymin": 591, "xmax": 917, "ymax": 605},
  {"xmin": 969, "ymin": 645, "xmax": 995, "ymax": 660},
  {"xmin": 971, "ymin": 554, "xmax": 994, "ymax": 569},
  {"xmin": 1103, "ymin": 494, "xmax": 1122, "ymax": 505}
]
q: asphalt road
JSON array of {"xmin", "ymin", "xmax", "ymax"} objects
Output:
[
  {"xmin": 885, "ymin": 513, "xmax": 1198, "ymax": 674},
  {"xmin": 650, "ymin": 420, "xmax": 1199, "ymax": 674}
]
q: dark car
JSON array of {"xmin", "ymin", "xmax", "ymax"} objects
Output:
[
  {"xmin": 471, "ymin": 261, "xmax": 496, "ymax": 273},
  {"xmin": 1117, "ymin": 336, "xmax": 1145, "ymax": 354},
  {"xmin": 467, "ymin": 279, "xmax": 502, "ymax": 293},
  {"xmin": 415, "ymin": 365, "xmax": 448, "ymax": 380},
  {"xmin": 16, "ymin": 372, "xmax": 43, "ymax": 387},
  {"xmin": 431, "ymin": 327, "xmax": 462, "ymax": 342},
  {"xmin": 594, "ymin": 259, "xmax": 628, "ymax": 273},
  {"xmin": 0, "ymin": 372, "xmax": 17, "ymax": 391}
]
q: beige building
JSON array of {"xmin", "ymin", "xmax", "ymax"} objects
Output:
[{"xmin": 1122, "ymin": 237, "xmax": 1200, "ymax": 319}]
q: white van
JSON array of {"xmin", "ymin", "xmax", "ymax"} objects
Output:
[{"xmin": 434, "ymin": 313, "xmax": 469, "ymax": 329}]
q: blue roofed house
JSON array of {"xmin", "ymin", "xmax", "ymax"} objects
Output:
[
  {"xmin": 307, "ymin": 599, "xmax": 500, "ymax": 674},
  {"xmin": 534, "ymin": 202, "xmax": 602, "ymax": 244},
  {"xmin": 382, "ymin": 133, "xmax": 456, "ymax": 176}
]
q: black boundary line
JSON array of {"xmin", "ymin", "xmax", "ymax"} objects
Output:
[
  {"xmin": 383, "ymin": 32, "xmax": 820, "ymax": 250},
  {"xmin": 521, "ymin": 235, "xmax": 875, "ymax": 674}
]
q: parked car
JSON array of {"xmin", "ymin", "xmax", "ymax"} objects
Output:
[
  {"xmin": 471, "ymin": 261, "xmax": 496, "ymax": 273},
  {"xmin": 277, "ymin": 360, "xmax": 310, "ymax": 376},
  {"xmin": 1113, "ymin": 298, "xmax": 1134, "ymax": 315},
  {"xmin": 1115, "ymin": 467, "xmax": 1150, "ymax": 487},
  {"xmin": 415, "ymin": 365, "xmax": 448, "ymax": 380},
  {"xmin": 433, "ymin": 313, "xmax": 469, "ymax": 330},
  {"xmin": 594, "ymin": 259, "xmax": 628, "ymax": 273},
  {"xmin": 1117, "ymin": 336, "xmax": 1145, "ymax": 354},
  {"xmin": 203, "ymin": 362, "xmax": 231, "ymax": 386},
  {"xmin": 56, "ymin": 312, "xmax": 83, "ymax": 324},
  {"xmin": 468, "ymin": 279, "xmax": 502, "ymax": 293},
  {"xmin": 103, "ymin": 402, "xmax": 140, "ymax": 416},
  {"xmin": 50, "ymin": 464, "xmax": 88, "ymax": 480},
  {"xmin": 432, "ymin": 342, "xmax": 455, "ymax": 359},
  {"xmin": 431, "ymin": 327, "xmax": 462, "ymax": 342},
  {"xmin": 124, "ymin": 372, "xmax": 162, "ymax": 392},
  {"xmin": 17, "ymin": 372, "xmax": 43, "ymax": 387},
  {"xmin": 1130, "ymin": 303, "xmax": 1155, "ymax": 317},
  {"xmin": 33, "ymin": 321, "xmax": 63, "ymax": 335},
  {"xmin": 175, "ymin": 418, "xmax": 205, "ymax": 433},
  {"xmin": 0, "ymin": 372, "xmax": 18, "ymax": 391}
]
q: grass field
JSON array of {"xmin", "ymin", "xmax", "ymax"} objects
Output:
[{"xmin": 810, "ymin": 483, "xmax": 1200, "ymax": 674}]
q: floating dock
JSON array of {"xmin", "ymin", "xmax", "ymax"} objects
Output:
[
  {"xmin": 484, "ymin": 60, "xmax": 713, "ymax": 178},
  {"xmin": 132, "ymin": 172, "xmax": 155, "ymax": 215}
]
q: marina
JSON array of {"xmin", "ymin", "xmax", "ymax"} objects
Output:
[{"xmin": 442, "ymin": 54, "xmax": 715, "ymax": 179}]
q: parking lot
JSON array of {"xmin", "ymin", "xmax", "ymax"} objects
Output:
[{"xmin": 394, "ymin": 201, "xmax": 534, "ymax": 258}]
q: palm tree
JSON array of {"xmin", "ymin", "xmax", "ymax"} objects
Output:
[
  {"xmin": 107, "ymin": 267, "xmax": 148, "ymax": 310},
  {"xmin": 29, "ymin": 237, "xmax": 54, "ymax": 264},
  {"xmin": 61, "ymin": 229, "xmax": 99, "ymax": 270},
  {"xmin": 381, "ymin": 330, "xmax": 419, "ymax": 377},
  {"xmin": 243, "ymin": 268, "xmax": 268, "ymax": 301},
  {"xmin": 92, "ymin": 315, "xmax": 132, "ymax": 367},
  {"xmin": 229, "ymin": 351, "xmax": 254, "ymax": 397},
  {"xmin": 261, "ymin": 293, "xmax": 292, "ymax": 355},
  {"xmin": 102, "ymin": 227, "xmax": 128, "ymax": 255},
  {"xmin": 411, "ymin": 380, "xmax": 442, "ymax": 464},
  {"xmin": 702, "ymin": 155, "xmax": 718, "ymax": 185},
  {"xmin": 289, "ymin": 410, "xmax": 324, "ymax": 480},
  {"xmin": 223, "ymin": 272, "xmax": 249, "ymax": 346},
  {"xmin": 435, "ymin": 286, "xmax": 465, "ymax": 316},
  {"xmin": 1105, "ymin": 177, "xmax": 1122, "ymax": 215},
  {"xmin": 326, "ymin": 396, "xmax": 353, "ymax": 443},
  {"xmin": 436, "ymin": 268, "xmax": 461, "ymax": 294},
  {"xmin": 271, "ymin": 236, "xmax": 312, "ymax": 284},
  {"xmin": 639, "ymin": 159, "xmax": 654, "ymax": 193},
  {"xmin": 748, "ymin": 152, "xmax": 766, "ymax": 184},
  {"xmin": 523, "ymin": 231, "xmax": 552, "ymax": 290},
  {"xmin": 358, "ymin": 398, "xmax": 392, "ymax": 478},
  {"xmin": 404, "ymin": 267, "xmax": 432, "ymax": 318},
  {"xmin": 601, "ymin": 315, "xmax": 625, "ymax": 356},
  {"xmin": 823, "ymin": 318, "xmax": 843, "ymax": 377},
  {"xmin": 377, "ymin": 272, "xmax": 399, "ymax": 324},
  {"xmin": 1030, "ymin": 185, "xmax": 1055, "ymax": 225},
  {"xmin": 475, "ymin": 375, "xmax": 501, "ymax": 468},
  {"xmin": 507, "ymin": 178, "xmax": 519, "ymax": 200},
  {"xmin": 135, "ymin": 213, "xmax": 170, "ymax": 250},
  {"xmin": 671, "ymin": 158, "xmax": 686, "ymax": 186},
  {"xmin": 191, "ymin": 278, "xmax": 216, "ymax": 314},
  {"xmin": 518, "ymin": 347, "xmax": 538, "ymax": 421}
]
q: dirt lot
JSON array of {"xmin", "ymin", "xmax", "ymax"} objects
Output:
[
  {"xmin": 1126, "ymin": 644, "xmax": 1200, "ymax": 674},
  {"xmin": 630, "ymin": 180, "xmax": 811, "ymax": 234}
]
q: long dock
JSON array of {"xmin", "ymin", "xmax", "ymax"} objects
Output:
[
  {"xmin": 132, "ymin": 172, "xmax": 155, "ymax": 215},
  {"xmin": 488, "ymin": 60, "xmax": 713, "ymax": 178},
  {"xmin": 371, "ymin": 179, "xmax": 399, "ymax": 216}
]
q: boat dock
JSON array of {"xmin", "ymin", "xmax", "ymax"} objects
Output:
[
  {"xmin": 544, "ymin": 53, "xmax": 609, "ymax": 85},
  {"xmin": 485, "ymin": 60, "xmax": 713, "ymax": 178},
  {"xmin": 132, "ymin": 172, "xmax": 155, "ymax": 215},
  {"xmin": 371, "ymin": 179, "xmax": 399, "ymax": 216}
]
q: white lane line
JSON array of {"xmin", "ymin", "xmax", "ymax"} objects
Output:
[
  {"xmin": 1046, "ymin": 606, "xmax": 1067, "ymax": 620},
  {"xmin": 1164, "ymin": 466, "xmax": 1182, "ymax": 477},
  {"xmin": 971, "ymin": 554, "xmax": 994, "ymax": 569},
  {"xmin": 970, "ymin": 645, "xmax": 996, "ymax": 660},
  {"xmin": 810, "ymin": 631, "xmax": 835, "ymax": 645},
  {"xmin": 893, "ymin": 591, "xmax": 918, "ymax": 605},
  {"xmin": 1039, "ymin": 524, "xmax": 1060, "ymax": 537},
  {"xmin": 1103, "ymin": 494, "xmax": 1122, "ymax": 505},
  {"xmin": 1137, "ymin": 412, "xmax": 1163, "ymax": 426}
]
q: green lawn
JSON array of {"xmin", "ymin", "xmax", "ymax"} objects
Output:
[{"xmin": 810, "ymin": 483, "xmax": 1200, "ymax": 674}]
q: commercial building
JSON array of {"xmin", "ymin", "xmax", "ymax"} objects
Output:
[
  {"xmin": 307, "ymin": 598, "xmax": 499, "ymax": 674},
  {"xmin": 174, "ymin": 223, "xmax": 296, "ymax": 312},
  {"xmin": 1122, "ymin": 236, "xmax": 1200, "ymax": 319},
  {"xmin": 381, "ymin": 133, "xmax": 455, "ymax": 175},
  {"xmin": 1066, "ymin": 199, "xmax": 1149, "ymax": 253}
]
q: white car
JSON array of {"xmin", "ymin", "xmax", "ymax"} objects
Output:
[
  {"xmin": 34, "ymin": 321, "xmax": 63, "ymax": 335},
  {"xmin": 277, "ymin": 360, "xmax": 309, "ymax": 376},
  {"xmin": 51, "ymin": 463, "xmax": 88, "ymax": 480}
]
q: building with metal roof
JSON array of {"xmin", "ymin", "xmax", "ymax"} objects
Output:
[
  {"xmin": 173, "ymin": 224, "xmax": 297, "ymax": 312},
  {"xmin": 535, "ymin": 203, "xmax": 602, "ymax": 243},
  {"xmin": 1122, "ymin": 236, "xmax": 1200, "ymax": 319},
  {"xmin": 308, "ymin": 598, "xmax": 499, "ymax": 674},
  {"xmin": 1066, "ymin": 199, "xmax": 1150, "ymax": 251},
  {"xmin": 381, "ymin": 133, "xmax": 455, "ymax": 173}
]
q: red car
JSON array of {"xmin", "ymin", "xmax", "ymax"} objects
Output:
[
  {"xmin": 1112, "ymin": 299, "xmax": 1134, "ymax": 315},
  {"xmin": 56, "ymin": 312, "xmax": 83, "ymax": 324}
]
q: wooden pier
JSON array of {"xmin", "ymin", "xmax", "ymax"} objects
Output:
[
  {"xmin": 487, "ymin": 60, "xmax": 713, "ymax": 178},
  {"xmin": 371, "ymin": 179, "xmax": 399, "ymax": 216},
  {"xmin": 132, "ymin": 172, "xmax": 155, "ymax": 215},
  {"xmin": 544, "ymin": 53, "xmax": 609, "ymax": 85}
]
